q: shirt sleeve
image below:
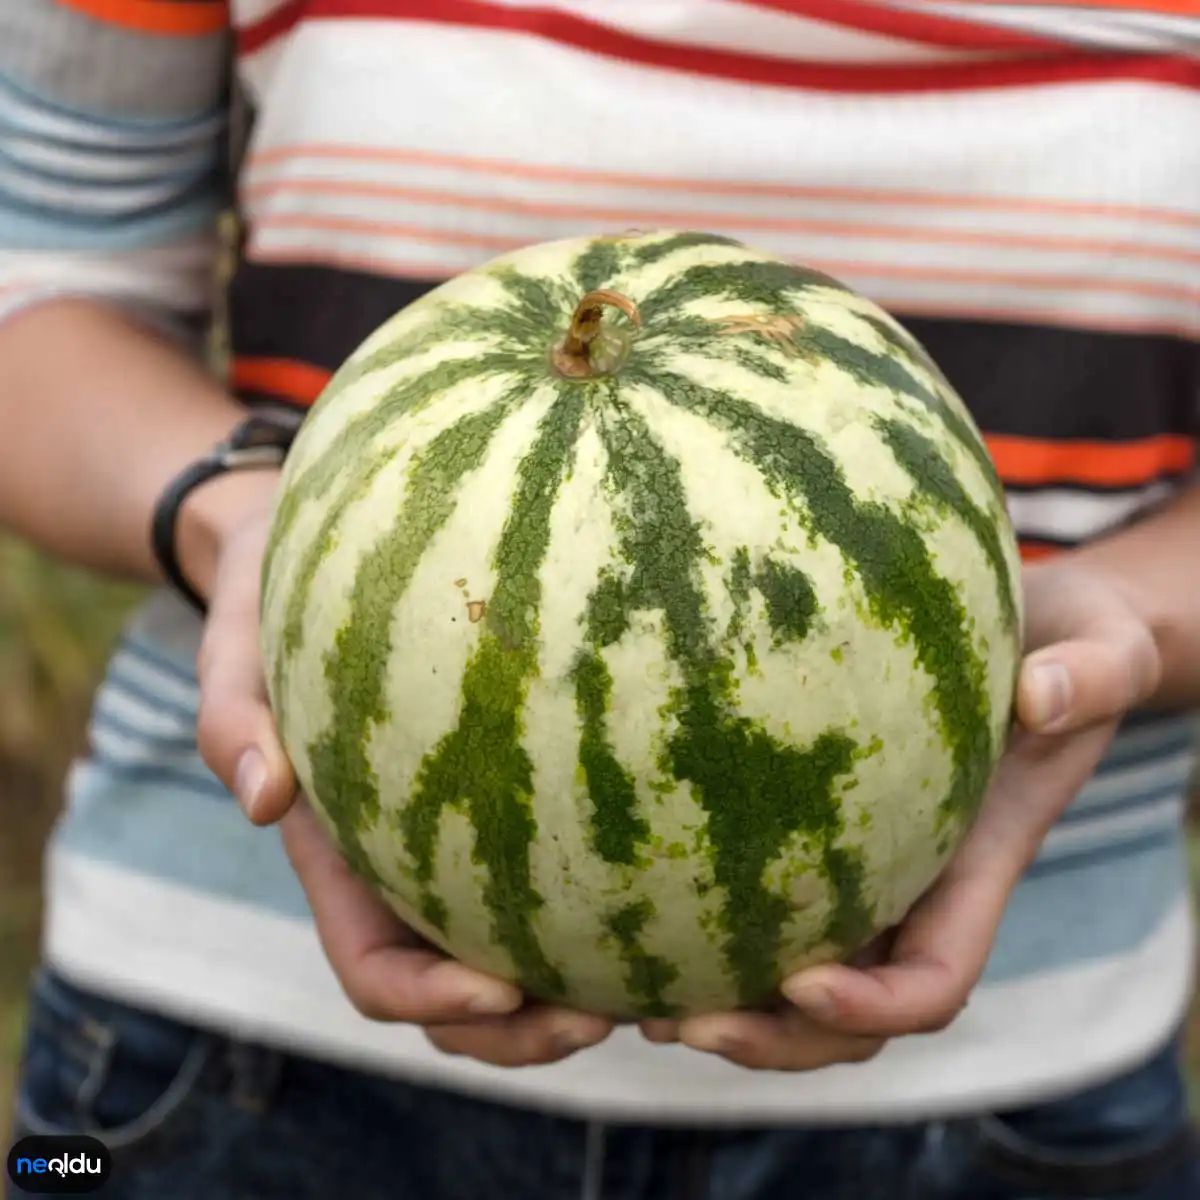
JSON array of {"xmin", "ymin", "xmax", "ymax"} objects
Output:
[{"xmin": 0, "ymin": 0, "xmax": 231, "ymax": 342}]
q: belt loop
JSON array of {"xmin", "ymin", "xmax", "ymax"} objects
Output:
[{"xmin": 581, "ymin": 1121, "xmax": 607, "ymax": 1200}]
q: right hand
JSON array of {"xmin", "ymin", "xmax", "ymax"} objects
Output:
[{"xmin": 194, "ymin": 504, "xmax": 614, "ymax": 1066}]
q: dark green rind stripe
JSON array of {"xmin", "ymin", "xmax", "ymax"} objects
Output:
[
  {"xmin": 634, "ymin": 263, "xmax": 1000, "ymax": 509},
  {"xmin": 626, "ymin": 366, "xmax": 995, "ymax": 837},
  {"xmin": 857, "ymin": 310, "xmax": 964, "ymax": 411},
  {"xmin": 266, "ymin": 352, "xmax": 525, "ymax": 713},
  {"xmin": 638, "ymin": 260, "xmax": 849, "ymax": 325},
  {"xmin": 487, "ymin": 267, "xmax": 576, "ymax": 337},
  {"xmin": 572, "ymin": 648, "xmax": 648, "ymax": 866},
  {"xmin": 629, "ymin": 232, "xmax": 746, "ymax": 267},
  {"xmin": 302, "ymin": 390, "xmax": 526, "ymax": 887},
  {"xmin": 755, "ymin": 557, "xmax": 820, "ymax": 646},
  {"xmin": 651, "ymin": 315, "xmax": 792, "ymax": 384},
  {"xmin": 306, "ymin": 304, "xmax": 518, "ymax": 413},
  {"xmin": 726, "ymin": 546, "xmax": 820, "ymax": 651},
  {"xmin": 726, "ymin": 347, "xmax": 791, "ymax": 384},
  {"xmin": 858, "ymin": 312, "xmax": 944, "ymax": 380},
  {"xmin": 823, "ymin": 844, "xmax": 874, "ymax": 949},
  {"xmin": 303, "ymin": 264, "xmax": 575, "ymax": 419},
  {"xmin": 574, "ymin": 556, "xmax": 653, "ymax": 866},
  {"xmin": 597, "ymin": 403, "xmax": 866, "ymax": 1005},
  {"xmin": 605, "ymin": 900, "xmax": 682, "ymax": 1019},
  {"xmin": 574, "ymin": 240, "xmax": 626, "ymax": 293},
  {"xmin": 874, "ymin": 416, "xmax": 1018, "ymax": 636},
  {"xmin": 855, "ymin": 313, "xmax": 1009, "ymax": 512},
  {"xmin": 793, "ymin": 324, "xmax": 1004, "ymax": 507},
  {"xmin": 725, "ymin": 548, "xmax": 759, "ymax": 673},
  {"xmin": 398, "ymin": 384, "xmax": 590, "ymax": 1002}
]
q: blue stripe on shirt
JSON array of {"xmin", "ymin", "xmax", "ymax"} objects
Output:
[{"xmin": 0, "ymin": 63, "xmax": 223, "ymax": 254}]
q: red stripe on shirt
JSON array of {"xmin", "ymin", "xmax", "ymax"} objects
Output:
[
  {"xmin": 240, "ymin": 0, "xmax": 1200, "ymax": 91},
  {"xmin": 950, "ymin": 0, "xmax": 1200, "ymax": 14},
  {"xmin": 736, "ymin": 0, "xmax": 1064, "ymax": 51}
]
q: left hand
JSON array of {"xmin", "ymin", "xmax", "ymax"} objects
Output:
[
  {"xmin": 197, "ymin": 512, "xmax": 614, "ymax": 1067},
  {"xmin": 640, "ymin": 559, "xmax": 1162, "ymax": 1070}
]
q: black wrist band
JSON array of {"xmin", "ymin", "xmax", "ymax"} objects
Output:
[{"xmin": 150, "ymin": 410, "xmax": 302, "ymax": 617}]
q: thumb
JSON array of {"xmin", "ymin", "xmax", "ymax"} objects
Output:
[
  {"xmin": 1017, "ymin": 619, "xmax": 1160, "ymax": 736},
  {"xmin": 195, "ymin": 517, "xmax": 295, "ymax": 824}
]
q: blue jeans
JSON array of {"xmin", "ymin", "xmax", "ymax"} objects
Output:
[{"xmin": 7, "ymin": 969, "xmax": 1198, "ymax": 1200}]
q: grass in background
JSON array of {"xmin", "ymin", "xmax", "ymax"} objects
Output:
[
  {"xmin": 0, "ymin": 541, "xmax": 143, "ymax": 1136},
  {"xmin": 0, "ymin": 539, "xmax": 1198, "ymax": 1136}
]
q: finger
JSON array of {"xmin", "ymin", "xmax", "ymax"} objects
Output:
[
  {"xmin": 1017, "ymin": 627, "xmax": 1160, "ymax": 735},
  {"xmin": 282, "ymin": 802, "xmax": 523, "ymax": 1021},
  {"xmin": 195, "ymin": 518, "xmax": 294, "ymax": 824},
  {"xmin": 778, "ymin": 721, "xmax": 1112, "ymax": 1037},
  {"xmin": 678, "ymin": 1008, "xmax": 884, "ymax": 1071},
  {"xmin": 781, "ymin": 863, "xmax": 993, "ymax": 1038},
  {"xmin": 1016, "ymin": 562, "xmax": 1161, "ymax": 735},
  {"xmin": 426, "ymin": 1006, "xmax": 614, "ymax": 1067},
  {"xmin": 639, "ymin": 1019, "xmax": 680, "ymax": 1044}
]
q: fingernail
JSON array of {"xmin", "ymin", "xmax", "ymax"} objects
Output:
[
  {"xmin": 783, "ymin": 980, "xmax": 838, "ymax": 1020},
  {"xmin": 465, "ymin": 988, "xmax": 517, "ymax": 1015},
  {"xmin": 234, "ymin": 748, "xmax": 267, "ymax": 819},
  {"xmin": 688, "ymin": 1031, "xmax": 741, "ymax": 1055},
  {"xmin": 553, "ymin": 1028, "xmax": 595, "ymax": 1054},
  {"xmin": 1028, "ymin": 662, "xmax": 1071, "ymax": 731},
  {"xmin": 640, "ymin": 1020, "xmax": 679, "ymax": 1044}
]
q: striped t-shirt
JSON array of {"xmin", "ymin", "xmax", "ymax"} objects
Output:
[{"xmin": 2, "ymin": 0, "xmax": 1198, "ymax": 1122}]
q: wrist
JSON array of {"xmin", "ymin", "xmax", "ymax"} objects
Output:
[
  {"xmin": 154, "ymin": 409, "xmax": 301, "ymax": 613},
  {"xmin": 175, "ymin": 467, "xmax": 281, "ymax": 607}
]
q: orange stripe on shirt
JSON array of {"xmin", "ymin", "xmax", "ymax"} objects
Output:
[
  {"xmin": 54, "ymin": 0, "xmax": 228, "ymax": 36},
  {"xmin": 245, "ymin": 144, "xmax": 1200, "ymax": 233},
  {"xmin": 232, "ymin": 356, "xmax": 332, "ymax": 405},
  {"xmin": 240, "ymin": 176, "xmax": 1200, "ymax": 267},
  {"xmin": 985, "ymin": 434, "xmax": 1196, "ymax": 489},
  {"xmin": 248, "ymin": 213, "xmax": 1200, "ymax": 307}
]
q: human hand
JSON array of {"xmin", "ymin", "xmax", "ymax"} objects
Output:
[
  {"xmin": 641, "ymin": 559, "xmax": 1162, "ymax": 1069},
  {"xmin": 194, "ymin": 507, "xmax": 613, "ymax": 1065}
]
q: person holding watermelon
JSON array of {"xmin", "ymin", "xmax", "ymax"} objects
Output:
[{"xmin": 2, "ymin": 2, "xmax": 1198, "ymax": 1197}]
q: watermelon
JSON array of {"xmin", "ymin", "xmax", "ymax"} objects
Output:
[{"xmin": 260, "ymin": 231, "xmax": 1023, "ymax": 1020}]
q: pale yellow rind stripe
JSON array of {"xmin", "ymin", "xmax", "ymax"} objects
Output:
[
  {"xmin": 597, "ymin": 609, "xmax": 732, "ymax": 1012},
  {"xmin": 359, "ymin": 384, "xmax": 562, "ymax": 958},
  {"xmin": 517, "ymin": 416, "xmax": 734, "ymax": 1013},
  {"xmin": 517, "ymin": 419, "xmax": 632, "ymax": 1009}
]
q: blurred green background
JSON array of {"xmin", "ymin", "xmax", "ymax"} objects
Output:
[{"xmin": 0, "ymin": 539, "xmax": 1198, "ymax": 1137}]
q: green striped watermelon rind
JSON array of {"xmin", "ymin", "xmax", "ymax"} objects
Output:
[{"xmin": 259, "ymin": 230, "xmax": 1023, "ymax": 1019}]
